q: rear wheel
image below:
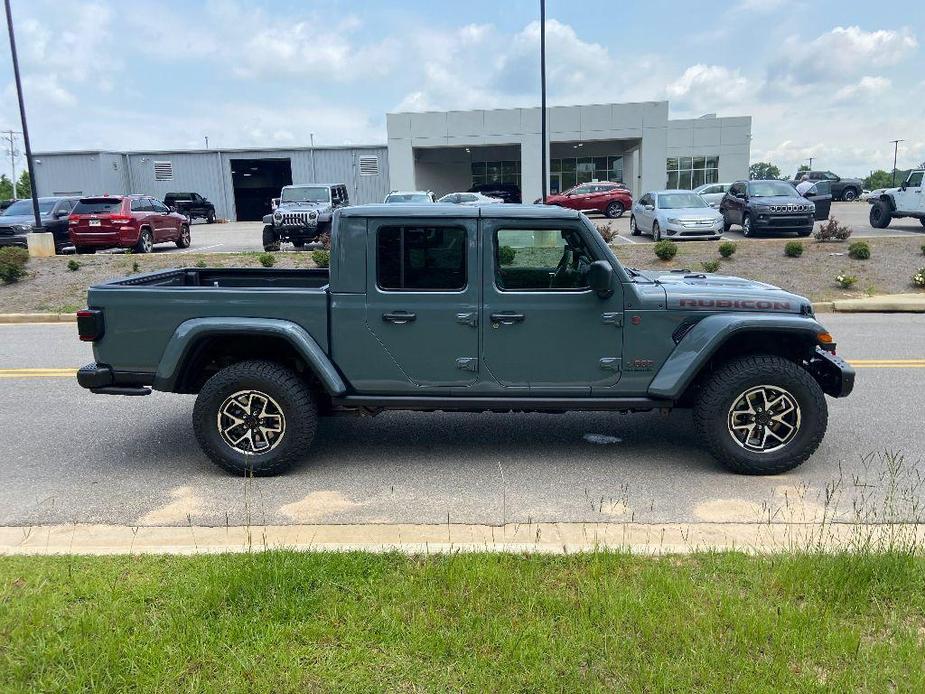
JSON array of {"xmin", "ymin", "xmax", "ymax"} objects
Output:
[
  {"xmin": 134, "ymin": 228, "xmax": 153, "ymax": 254},
  {"xmin": 605, "ymin": 201, "xmax": 625, "ymax": 219},
  {"xmin": 207, "ymin": 211, "xmax": 215, "ymax": 224},
  {"xmin": 797, "ymin": 229, "xmax": 812, "ymax": 237},
  {"xmin": 693, "ymin": 354, "xmax": 827, "ymax": 475},
  {"xmin": 630, "ymin": 216, "xmax": 641, "ymax": 236},
  {"xmin": 175, "ymin": 224, "xmax": 191, "ymax": 248},
  {"xmin": 723, "ymin": 215, "xmax": 732, "ymax": 232},
  {"xmin": 193, "ymin": 360, "xmax": 318, "ymax": 476},
  {"xmin": 869, "ymin": 201, "xmax": 891, "ymax": 229},
  {"xmin": 742, "ymin": 213, "xmax": 754, "ymax": 238},
  {"xmin": 292, "ymin": 240, "xmax": 305, "ymax": 249},
  {"xmin": 841, "ymin": 188, "xmax": 858, "ymax": 202},
  {"xmin": 652, "ymin": 221, "xmax": 662, "ymax": 241},
  {"xmin": 262, "ymin": 225, "xmax": 280, "ymax": 252}
]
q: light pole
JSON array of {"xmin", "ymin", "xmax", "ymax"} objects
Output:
[
  {"xmin": 806, "ymin": 157, "xmax": 814, "ymax": 169},
  {"xmin": 539, "ymin": 0, "xmax": 547, "ymax": 203},
  {"xmin": 204, "ymin": 135, "xmax": 209, "ymax": 149},
  {"xmin": 310, "ymin": 132, "xmax": 317, "ymax": 181},
  {"xmin": 889, "ymin": 139, "xmax": 903, "ymax": 187},
  {"xmin": 4, "ymin": 0, "xmax": 41, "ymax": 230},
  {"xmin": 1, "ymin": 129, "xmax": 21, "ymax": 197}
]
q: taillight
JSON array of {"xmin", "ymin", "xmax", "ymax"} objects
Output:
[
  {"xmin": 76, "ymin": 309, "xmax": 104, "ymax": 342},
  {"xmin": 68, "ymin": 214, "xmax": 78, "ymax": 225},
  {"xmin": 110, "ymin": 215, "xmax": 132, "ymax": 224}
]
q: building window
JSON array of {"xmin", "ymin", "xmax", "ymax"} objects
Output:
[
  {"xmin": 471, "ymin": 160, "xmax": 521, "ymax": 189},
  {"xmin": 359, "ymin": 155, "xmax": 380, "ymax": 176},
  {"xmin": 153, "ymin": 161, "xmax": 174, "ymax": 181},
  {"xmin": 667, "ymin": 155, "xmax": 719, "ymax": 189},
  {"xmin": 549, "ymin": 156, "xmax": 622, "ymax": 193}
]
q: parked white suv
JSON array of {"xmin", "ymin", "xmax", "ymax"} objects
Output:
[{"xmin": 868, "ymin": 170, "xmax": 925, "ymax": 228}]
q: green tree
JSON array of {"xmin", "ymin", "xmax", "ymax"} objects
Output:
[
  {"xmin": 16, "ymin": 170, "xmax": 30, "ymax": 198},
  {"xmin": 0, "ymin": 174, "xmax": 12, "ymax": 200},
  {"xmin": 864, "ymin": 170, "xmax": 894, "ymax": 190},
  {"xmin": 748, "ymin": 162, "xmax": 780, "ymax": 180},
  {"xmin": 796, "ymin": 164, "xmax": 811, "ymax": 174}
]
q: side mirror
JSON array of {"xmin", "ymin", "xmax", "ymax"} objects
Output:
[
  {"xmin": 168, "ymin": 205, "xmax": 177, "ymax": 212},
  {"xmin": 54, "ymin": 210, "xmax": 69, "ymax": 218},
  {"xmin": 588, "ymin": 260, "xmax": 614, "ymax": 299},
  {"xmin": 644, "ymin": 204, "xmax": 655, "ymax": 211}
]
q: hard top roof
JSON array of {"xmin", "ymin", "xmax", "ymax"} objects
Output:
[{"xmin": 340, "ymin": 203, "xmax": 581, "ymax": 220}]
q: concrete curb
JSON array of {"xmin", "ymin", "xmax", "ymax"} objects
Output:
[
  {"xmin": 828, "ymin": 293, "xmax": 925, "ymax": 313},
  {"xmin": 2, "ymin": 522, "xmax": 923, "ymax": 556},
  {"xmin": 0, "ymin": 313, "xmax": 76, "ymax": 324}
]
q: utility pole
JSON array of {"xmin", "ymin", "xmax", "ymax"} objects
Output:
[
  {"xmin": 806, "ymin": 157, "xmax": 814, "ymax": 169},
  {"xmin": 309, "ymin": 132, "xmax": 317, "ymax": 181},
  {"xmin": 204, "ymin": 135, "xmax": 209, "ymax": 149},
  {"xmin": 4, "ymin": 0, "xmax": 41, "ymax": 230},
  {"xmin": 889, "ymin": 139, "xmax": 903, "ymax": 187},
  {"xmin": 539, "ymin": 0, "xmax": 547, "ymax": 203},
  {"xmin": 1, "ymin": 129, "xmax": 21, "ymax": 198}
]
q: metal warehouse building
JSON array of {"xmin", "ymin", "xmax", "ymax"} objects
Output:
[
  {"xmin": 33, "ymin": 100, "xmax": 750, "ymax": 220},
  {"xmin": 32, "ymin": 145, "xmax": 389, "ymax": 221}
]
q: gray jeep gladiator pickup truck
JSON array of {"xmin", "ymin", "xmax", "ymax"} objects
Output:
[{"xmin": 77, "ymin": 204, "xmax": 854, "ymax": 476}]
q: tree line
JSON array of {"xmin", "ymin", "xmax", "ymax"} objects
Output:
[
  {"xmin": 0, "ymin": 171, "xmax": 31, "ymax": 200},
  {"xmin": 748, "ymin": 161, "xmax": 925, "ymax": 189}
]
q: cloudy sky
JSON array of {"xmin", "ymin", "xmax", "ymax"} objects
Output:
[{"xmin": 1, "ymin": 0, "xmax": 922, "ymax": 177}]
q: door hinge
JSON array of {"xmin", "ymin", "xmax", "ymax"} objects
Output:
[
  {"xmin": 456, "ymin": 312, "xmax": 478, "ymax": 327},
  {"xmin": 456, "ymin": 357, "xmax": 478, "ymax": 372},
  {"xmin": 599, "ymin": 357, "xmax": 622, "ymax": 372},
  {"xmin": 601, "ymin": 312, "xmax": 623, "ymax": 327}
]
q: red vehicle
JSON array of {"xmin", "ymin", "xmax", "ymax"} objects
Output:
[
  {"xmin": 543, "ymin": 182, "xmax": 632, "ymax": 219},
  {"xmin": 69, "ymin": 195, "xmax": 190, "ymax": 254}
]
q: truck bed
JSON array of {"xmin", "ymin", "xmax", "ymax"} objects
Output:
[{"xmin": 87, "ymin": 267, "xmax": 332, "ymax": 377}]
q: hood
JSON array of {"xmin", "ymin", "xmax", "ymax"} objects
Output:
[
  {"xmin": 0, "ymin": 214, "xmax": 48, "ymax": 227},
  {"xmin": 660, "ymin": 206, "xmax": 722, "ymax": 219},
  {"xmin": 750, "ymin": 195, "xmax": 806, "ymax": 205},
  {"xmin": 638, "ymin": 270, "xmax": 810, "ymax": 315},
  {"xmin": 276, "ymin": 200, "xmax": 331, "ymax": 211}
]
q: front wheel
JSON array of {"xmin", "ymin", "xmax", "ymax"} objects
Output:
[
  {"xmin": 207, "ymin": 211, "xmax": 215, "ymax": 224},
  {"xmin": 193, "ymin": 360, "xmax": 318, "ymax": 476},
  {"xmin": 630, "ymin": 216, "xmax": 641, "ymax": 236},
  {"xmin": 262, "ymin": 225, "xmax": 280, "ymax": 252},
  {"xmin": 841, "ymin": 188, "xmax": 857, "ymax": 202},
  {"xmin": 605, "ymin": 201, "xmax": 625, "ymax": 219},
  {"xmin": 652, "ymin": 221, "xmax": 662, "ymax": 241},
  {"xmin": 134, "ymin": 228, "xmax": 153, "ymax": 254},
  {"xmin": 869, "ymin": 201, "xmax": 891, "ymax": 229},
  {"xmin": 741, "ymin": 213, "xmax": 754, "ymax": 238},
  {"xmin": 175, "ymin": 224, "xmax": 191, "ymax": 248},
  {"xmin": 693, "ymin": 354, "xmax": 827, "ymax": 475}
]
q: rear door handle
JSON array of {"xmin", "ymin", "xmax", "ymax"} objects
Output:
[
  {"xmin": 490, "ymin": 312, "xmax": 525, "ymax": 325},
  {"xmin": 382, "ymin": 311, "xmax": 416, "ymax": 324}
]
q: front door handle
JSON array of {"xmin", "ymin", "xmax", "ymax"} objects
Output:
[
  {"xmin": 490, "ymin": 312, "xmax": 525, "ymax": 325},
  {"xmin": 382, "ymin": 311, "xmax": 416, "ymax": 324}
]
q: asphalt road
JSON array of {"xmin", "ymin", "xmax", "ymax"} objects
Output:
[{"xmin": 1, "ymin": 315, "xmax": 923, "ymax": 528}]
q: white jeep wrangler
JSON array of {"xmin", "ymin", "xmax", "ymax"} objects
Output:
[{"xmin": 868, "ymin": 170, "xmax": 925, "ymax": 229}]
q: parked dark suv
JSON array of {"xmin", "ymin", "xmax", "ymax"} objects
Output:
[
  {"xmin": 164, "ymin": 192, "xmax": 216, "ymax": 223},
  {"xmin": 719, "ymin": 180, "xmax": 829, "ymax": 237},
  {"xmin": 790, "ymin": 171, "xmax": 863, "ymax": 202},
  {"xmin": 468, "ymin": 182, "xmax": 521, "ymax": 204},
  {"xmin": 0, "ymin": 196, "xmax": 79, "ymax": 253}
]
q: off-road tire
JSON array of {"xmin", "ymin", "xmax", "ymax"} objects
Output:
[
  {"xmin": 175, "ymin": 224, "xmax": 191, "ymax": 248},
  {"xmin": 292, "ymin": 240, "xmax": 305, "ymax": 249},
  {"xmin": 693, "ymin": 354, "xmax": 827, "ymax": 475},
  {"xmin": 262, "ymin": 225, "xmax": 280, "ymax": 252},
  {"xmin": 841, "ymin": 188, "xmax": 858, "ymax": 202},
  {"xmin": 605, "ymin": 201, "xmax": 625, "ymax": 219},
  {"xmin": 75, "ymin": 246, "xmax": 96, "ymax": 255},
  {"xmin": 741, "ymin": 213, "xmax": 754, "ymax": 238},
  {"xmin": 193, "ymin": 360, "xmax": 318, "ymax": 476},
  {"xmin": 869, "ymin": 201, "xmax": 891, "ymax": 229},
  {"xmin": 797, "ymin": 230, "xmax": 812, "ymax": 237},
  {"xmin": 630, "ymin": 216, "xmax": 641, "ymax": 236},
  {"xmin": 134, "ymin": 227, "xmax": 154, "ymax": 254},
  {"xmin": 723, "ymin": 217, "xmax": 732, "ymax": 232},
  {"xmin": 652, "ymin": 221, "xmax": 662, "ymax": 241}
]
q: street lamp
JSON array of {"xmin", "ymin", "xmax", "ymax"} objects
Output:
[
  {"xmin": 539, "ymin": 0, "xmax": 547, "ymax": 203},
  {"xmin": 889, "ymin": 139, "xmax": 904, "ymax": 187},
  {"xmin": 4, "ymin": 0, "xmax": 41, "ymax": 231}
]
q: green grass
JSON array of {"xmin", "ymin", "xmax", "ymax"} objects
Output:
[{"xmin": 1, "ymin": 551, "xmax": 924, "ymax": 691}]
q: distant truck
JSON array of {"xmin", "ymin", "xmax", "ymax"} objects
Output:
[
  {"xmin": 76, "ymin": 204, "xmax": 853, "ymax": 478},
  {"xmin": 789, "ymin": 171, "xmax": 863, "ymax": 202},
  {"xmin": 262, "ymin": 183, "xmax": 349, "ymax": 251},
  {"xmin": 868, "ymin": 170, "xmax": 925, "ymax": 229},
  {"xmin": 163, "ymin": 192, "xmax": 216, "ymax": 223}
]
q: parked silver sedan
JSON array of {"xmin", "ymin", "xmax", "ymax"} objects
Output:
[
  {"xmin": 630, "ymin": 190, "xmax": 725, "ymax": 241},
  {"xmin": 693, "ymin": 182, "xmax": 733, "ymax": 208},
  {"xmin": 384, "ymin": 191, "xmax": 436, "ymax": 203},
  {"xmin": 438, "ymin": 192, "xmax": 504, "ymax": 205}
]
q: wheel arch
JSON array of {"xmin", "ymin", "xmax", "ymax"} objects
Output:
[
  {"xmin": 153, "ymin": 317, "xmax": 346, "ymax": 396},
  {"xmin": 648, "ymin": 313, "xmax": 827, "ymax": 402}
]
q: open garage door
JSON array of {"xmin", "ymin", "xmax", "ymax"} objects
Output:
[{"xmin": 230, "ymin": 158, "xmax": 293, "ymax": 221}]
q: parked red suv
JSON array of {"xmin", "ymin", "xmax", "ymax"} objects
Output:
[
  {"xmin": 543, "ymin": 182, "xmax": 632, "ymax": 218},
  {"xmin": 69, "ymin": 195, "xmax": 191, "ymax": 254}
]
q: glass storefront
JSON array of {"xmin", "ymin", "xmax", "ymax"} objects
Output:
[
  {"xmin": 471, "ymin": 160, "xmax": 521, "ymax": 188},
  {"xmin": 666, "ymin": 155, "xmax": 719, "ymax": 189},
  {"xmin": 548, "ymin": 156, "xmax": 623, "ymax": 194}
]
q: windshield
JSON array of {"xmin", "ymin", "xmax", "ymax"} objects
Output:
[
  {"xmin": 748, "ymin": 181, "xmax": 799, "ymax": 197},
  {"xmin": 3, "ymin": 200, "xmax": 57, "ymax": 216},
  {"xmin": 386, "ymin": 193, "xmax": 430, "ymax": 203},
  {"xmin": 659, "ymin": 193, "xmax": 708, "ymax": 209},
  {"xmin": 281, "ymin": 186, "xmax": 329, "ymax": 203}
]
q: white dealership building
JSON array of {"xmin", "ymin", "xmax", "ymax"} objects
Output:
[{"xmin": 34, "ymin": 100, "xmax": 751, "ymax": 220}]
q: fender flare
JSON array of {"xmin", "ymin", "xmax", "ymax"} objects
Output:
[
  {"xmin": 153, "ymin": 317, "xmax": 346, "ymax": 395},
  {"xmin": 647, "ymin": 313, "xmax": 825, "ymax": 400},
  {"xmin": 261, "ymin": 214, "xmax": 274, "ymax": 225}
]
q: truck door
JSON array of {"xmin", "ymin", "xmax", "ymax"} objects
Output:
[
  {"xmin": 365, "ymin": 217, "xmax": 479, "ymax": 387},
  {"xmin": 481, "ymin": 219, "xmax": 624, "ymax": 394},
  {"xmin": 895, "ymin": 170, "xmax": 924, "ymax": 214}
]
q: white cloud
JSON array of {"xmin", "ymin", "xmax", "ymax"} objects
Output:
[
  {"xmin": 665, "ymin": 65, "xmax": 751, "ymax": 111},
  {"xmin": 833, "ymin": 75, "xmax": 891, "ymax": 101}
]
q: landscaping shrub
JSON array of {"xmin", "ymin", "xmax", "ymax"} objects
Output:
[
  {"xmin": 66, "ymin": 259, "xmax": 81, "ymax": 271},
  {"xmin": 848, "ymin": 241, "xmax": 870, "ymax": 260},
  {"xmin": 132, "ymin": 261, "xmax": 140, "ymax": 273},
  {"xmin": 920, "ymin": 242, "xmax": 925, "ymax": 256},
  {"xmin": 195, "ymin": 259, "xmax": 207, "ymax": 268},
  {"xmin": 311, "ymin": 250, "xmax": 331, "ymax": 268},
  {"xmin": 258, "ymin": 252, "xmax": 276, "ymax": 268},
  {"xmin": 814, "ymin": 218, "xmax": 852, "ymax": 242},
  {"xmin": 318, "ymin": 232, "xmax": 332, "ymax": 251},
  {"xmin": 718, "ymin": 241, "xmax": 736, "ymax": 258},
  {"xmin": 595, "ymin": 224, "xmax": 614, "ymax": 244},
  {"xmin": 913, "ymin": 268, "xmax": 925, "ymax": 288},
  {"xmin": 0, "ymin": 246, "xmax": 29, "ymax": 284},
  {"xmin": 784, "ymin": 241, "xmax": 804, "ymax": 258},
  {"xmin": 653, "ymin": 240, "xmax": 677, "ymax": 261},
  {"xmin": 835, "ymin": 273, "xmax": 857, "ymax": 289},
  {"xmin": 498, "ymin": 245, "xmax": 517, "ymax": 266},
  {"xmin": 701, "ymin": 259, "xmax": 720, "ymax": 273}
]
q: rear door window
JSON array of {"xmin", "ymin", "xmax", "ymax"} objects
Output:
[
  {"xmin": 73, "ymin": 199, "xmax": 123, "ymax": 214},
  {"xmin": 131, "ymin": 198, "xmax": 153, "ymax": 212},
  {"xmin": 377, "ymin": 225, "xmax": 467, "ymax": 291}
]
